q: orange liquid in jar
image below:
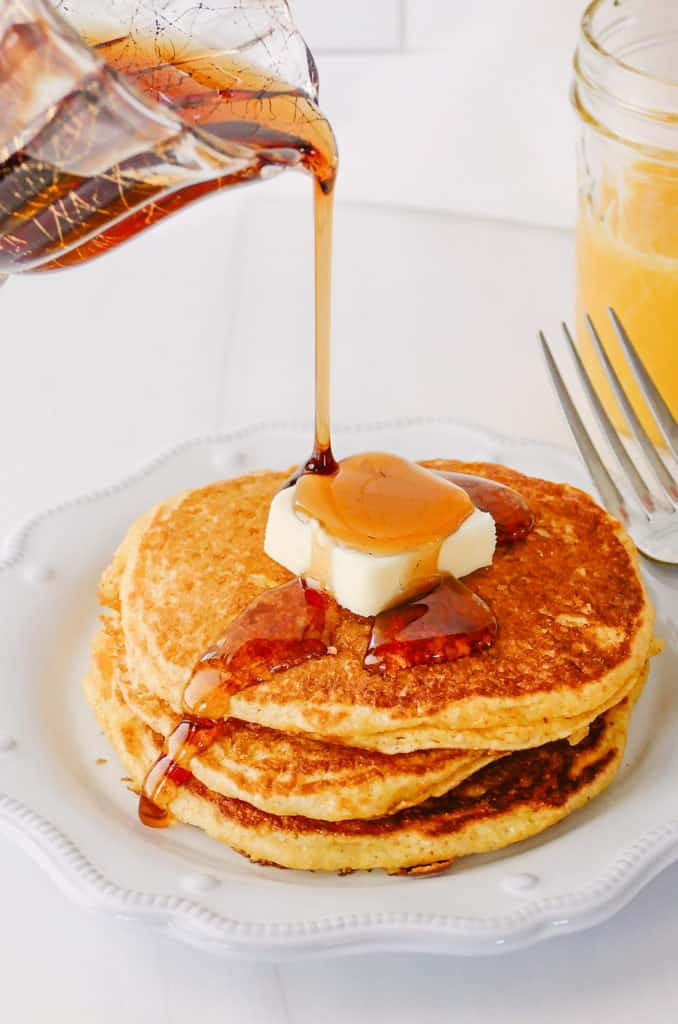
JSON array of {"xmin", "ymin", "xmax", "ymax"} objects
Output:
[{"xmin": 576, "ymin": 164, "xmax": 678, "ymax": 445}]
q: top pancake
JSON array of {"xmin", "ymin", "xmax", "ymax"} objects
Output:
[{"xmin": 100, "ymin": 460, "xmax": 655, "ymax": 752}]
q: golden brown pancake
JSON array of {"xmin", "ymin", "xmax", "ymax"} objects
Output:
[
  {"xmin": 100, "ymin": 461, "xmax": 656, "ymax": 752},
  {"xmin": 84, "ymin": 646, "xmax": 635, "ymax": 873},
  {"xmin": 90, "ymin": 614, "xmax": 502, "ymax": 821}
]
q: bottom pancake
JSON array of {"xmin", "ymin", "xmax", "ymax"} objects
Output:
[{"xmin": 84, "ymin": 646, "xmax": 635, "ymax": 874}]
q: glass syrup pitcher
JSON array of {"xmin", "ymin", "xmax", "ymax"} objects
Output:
[{"xmin": 0, "ymin": 0, "xmax": 337, "ymax": 280}]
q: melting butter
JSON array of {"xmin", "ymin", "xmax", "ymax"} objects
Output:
[{"xmin": 265, "ymin": 455, "xmax": 496, "ymax": 617}]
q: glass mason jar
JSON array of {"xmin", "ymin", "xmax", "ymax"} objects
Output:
[{"xmin": 573, "ymin": 0, "xmax": 678, "ymax": 444}]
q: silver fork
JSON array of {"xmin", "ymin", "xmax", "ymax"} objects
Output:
[{"xmin": 539, "ymin": 309, "xmax": 678, "ymax": 565}]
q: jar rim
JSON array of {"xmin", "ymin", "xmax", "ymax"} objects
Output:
[
  {"xmin": 580, "ymin": 0, "xmax": 678, "ymax": 97},
  {"xmin": 577, "ymin": 0, "xmax": 678, "ymax": 130}
]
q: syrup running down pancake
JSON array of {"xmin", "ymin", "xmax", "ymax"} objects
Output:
[
  {"xmin": 84, "ymin": 644, "xmax": 644, "ymax": 872},
  {"xmin": 89, "ymin": 614, "xmax": 503, "ymax": 822}
]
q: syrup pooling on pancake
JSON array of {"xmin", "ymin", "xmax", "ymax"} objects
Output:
[
  {"xmin": 364, "ymin": 576, "xmax": 498, "ymax": 675},
  {"xmin": 295, "ymin": 453, "xmax": 475, "ymax": 556},
  {"xmin": 351, "ymin": 470, "xmax": 532, "ymax": 675},
  {"xmin": 433, "ymin": 471, "xmax": 535, "ymax": 546},
  {"xmin": 184, "ymin": 578, "xmax": 338, "ymax": 719},
  {"xmin": 139, "ymin": 579, "xmax": 338, "ymax": 826},
  {"xmin": 295, "ymin": 458, "xmax": 534, "ymax": 555}
]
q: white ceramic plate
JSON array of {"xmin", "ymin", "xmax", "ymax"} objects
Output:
[{"xmin": 1, "ymin": 419, "xmax": 677, "ymax": 961}]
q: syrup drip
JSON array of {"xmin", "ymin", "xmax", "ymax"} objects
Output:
[
  {"xmin": 139, "ymin": 578, "xmax": 338, "ymax": 826},
  {"xmin": 184, "ymin": 578, "xmax": 338, "ymax": 718},
  {"xmin": 139, "ymin": 716, "xmax": 222, "ymax": 828},
  {"xmin": 363, "ymin": 576, "xmax": 498, "ymax": 676},
  {"xmin": 434, "ymin": 471, "xmax": 535, "ymax": 546},
  {"xmin": 302, "ymin": 445, "xmax": 338, "ymax": 477}
]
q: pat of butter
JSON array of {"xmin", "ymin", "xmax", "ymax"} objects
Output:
[{"xmin": 264, "ymin": 485, "xmax": 496, "ymax": 618}]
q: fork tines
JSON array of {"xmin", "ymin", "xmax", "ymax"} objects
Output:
[{"xmin": 539, "ymin": 309, "xmax": 678, "ymax": 565}]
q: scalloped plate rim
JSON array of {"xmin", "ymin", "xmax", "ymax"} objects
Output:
[
  {"xmin": 2, "ymin": 793, "xmax": 678, "ymax": 959},
  {"xmin": 1, "ymin": 416, "xmax": 676, "ymax": 961}
]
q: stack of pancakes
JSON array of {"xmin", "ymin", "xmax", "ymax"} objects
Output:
[{"xmin": 84, "ymin": 460, "xmax": 659, "ymax": 874}]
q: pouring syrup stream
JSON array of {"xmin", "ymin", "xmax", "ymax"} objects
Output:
[
  {"xmin": 124, "ymin": 30, "xmax": 534, "ymax": 829},
  {"xmin": 305, "ymin": 178, "xmax": 338, "ymax": 475}
]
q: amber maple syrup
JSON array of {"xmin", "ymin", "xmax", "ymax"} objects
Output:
[
  {"xmin": 183, "ymin": 579, "xmax": 338, "ymax": 720},
  {"xmin": 139, "ymin": 716, "xmax": 222, "ymax": 828},
  {"xmin": 80, "ymin": 29, "xmax": 538, "ymax": 828},
  {"xmin": 0, "ymin": 29, "xmax": 337, "ymax": 273},
  {"xmin": 434, "ymin": 470, "xmax": 535, "ymax": 545},
  {"xmin": 139, "ymin": 469, "xmax": 535, "ymax": 826},
  {"xmin": 139, "ymin": 579, "xmax": 338, "ymax": 826},
  {"xmin": 296, "ymin": 453, "xmax": 474, "ymax": 556},
  {"xmin": 8, "ymin": 28, "xmax": 342, "ymax": 828},
  {"xmin": 364, "ymin": 576, "xmax": 498, "ymax": 675},
  {"xmin": 0, "ymin": 20, "xmax": 536, "ymax": 831}
]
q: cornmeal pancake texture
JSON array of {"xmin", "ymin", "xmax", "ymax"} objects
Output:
[
  {"xmin": 99, "ymin": 461, "xmax": 656, "ymax": 753},
  {"xmin": 84, "ymin": 646, "xmax": 634, "ymax": 873},
  {"xmin": 89, "ymin": 616, "xmax": 502, "ymax": 822}
]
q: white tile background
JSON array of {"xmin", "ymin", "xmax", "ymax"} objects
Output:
[
  {"xmin": 273, "ymin": 0, "xmax": 582, "ymax": 227},
  {"xmin": 3, "ymin": 2, "xmax": 678, "ymax": 1021},
  {"xmin": 294, "ymin": 0, "xmax": 403, "ymax": 52}
]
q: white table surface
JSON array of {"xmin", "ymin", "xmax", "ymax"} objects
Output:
[{"xmin": 2, "ymin": 6, "xmax": 678, "ymax": 1019}]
